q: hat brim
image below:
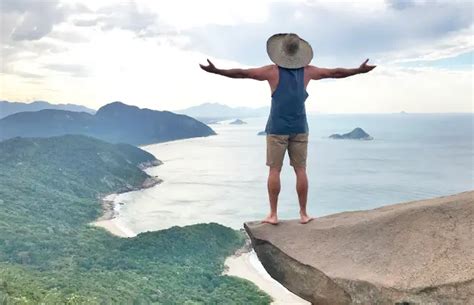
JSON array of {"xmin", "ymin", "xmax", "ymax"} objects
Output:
[{"xmin": 266, "ymin": 33, "xmax": 313, "ymax": 69}]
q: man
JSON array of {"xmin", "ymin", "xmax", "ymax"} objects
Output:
[{"xmin": 200, "ymin": 33, "xmax": 376, "ymax": 225}]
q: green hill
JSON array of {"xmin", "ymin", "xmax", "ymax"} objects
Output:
[
  {"xmin": 0, "ymin": 135, "xmax": 270, "ymax": 304},
  {"xmin": 0, "ymin": 101, "xmax": 217, "ymax": 145}
]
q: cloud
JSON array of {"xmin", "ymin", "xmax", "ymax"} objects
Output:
[
  {"xmin": 43, "ymin": 63, "xmax": 89, "ymax": 77},
  {"xmin": 386, "ymin": 0, "xmax": 416, "ymax": 10},
  {"xmin": 383, "ymin": 25, "xmax": 474, "ymax": 63},
  {"xmin": 48, "ymin": 30, "xmax": 89, "ymax": 43},
  {"xmin": 1, "ymin": 0, "xmax": 87, "ymax": 41},
  {"xmin": 6, "ymin": 70, "xmax": 43, "ymax": 79},
  {"xmin": 1, "ymin": 40, "xmax": 69, "ymax": 79},
  {"xmin": 73, "ymin": 18, "xmax": 99, "ymax": 27},
  {"xmin": 183, "ymin": 0, "xmax": 473, "ymax": 66},
  {"xmin": 71, "ymin": 1, "xmax": 166, "ymax": 38},
  {"xmin": 1, "ymin": 0, "xmax": 471, "ymax": 113}
]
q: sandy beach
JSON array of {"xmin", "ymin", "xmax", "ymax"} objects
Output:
[
  {"xmin": 90, "ymin": 164, "xmax": 162, "ymax": 238},
  {"xmin": 93, "ymin": 218, "xmax": 136, "ymax": 238},
  {"xmin": 89, "ymin": 157, "xmax": 307, "ymax": 304},
  {"xmin": 92, "ymin": 193, "xmax": 307, "ymax": 304},
  {"xmin": 91, "ymin": 193, "xmax": 137, "ymax": 238},
  {"xmin": 224, "ymin": 250, "xmax": 309, "ymax": 304}
]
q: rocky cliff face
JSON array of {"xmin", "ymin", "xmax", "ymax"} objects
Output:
[{"xmin": 245, "ymin": 191, "xmax": 474, "ymax": 305}]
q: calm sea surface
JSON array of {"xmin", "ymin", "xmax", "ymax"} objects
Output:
[{"xmin": 115, "ymin": 114, "xmax": 473, "ymax": 233}]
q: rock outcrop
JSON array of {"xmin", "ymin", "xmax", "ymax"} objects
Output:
[
  {"xmin": 245, "ymin": 191, "xmax": 474, "ymax": 305},
  {"xmin": 329, "ymin": 127, "xmax": 373, "ymax": 140},
  {"xmin": 229, "ymin": 119, "xmax": 247, "ymax": 125}
]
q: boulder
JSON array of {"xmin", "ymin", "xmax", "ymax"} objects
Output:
[{"xmin": 245, "ymin": 191, "xmax": 474, "ymax": 305}]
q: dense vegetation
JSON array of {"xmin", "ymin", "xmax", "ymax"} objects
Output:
[
  {"xmin": 0, "ymin": 101, "xmax": 216, "ymax": 145},
  {"xmin": 0, "ymin": 135, "xmax": 270, "ymax": 304}
]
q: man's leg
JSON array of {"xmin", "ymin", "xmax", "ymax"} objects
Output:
[
  {"xmin": 288, "ymin": 133, "xmax": 313, "ymax": 224},
  {"xmin": 263, "ymin": 134, "xmax": 288, "ymax": 224},
  {"xmin": 294, "ymin": 166, "xmax": 312, "ymax": 223},
  {"xmin": 262, "ymin": 166, "xmax": 281, "ymax": 224}
]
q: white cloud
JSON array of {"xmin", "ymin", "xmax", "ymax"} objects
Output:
[
  {"xmin": 306, "ymin": 66, "xmax": 473, "ymax": 113},
  {"xmin": 382, "ymin": 25, "xmax": 474, "ymax": 63},
  {"xmin": 0, "ymin": 0, "xmax": 472, "ymax": 113}
]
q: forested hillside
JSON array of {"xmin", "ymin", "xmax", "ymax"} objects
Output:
[{"xmin": 0, "ymin": 135, "xmax": 270, "ymax": 304}]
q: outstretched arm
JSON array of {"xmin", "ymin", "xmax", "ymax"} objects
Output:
[
  {"xmin": 307, "ymin": 58, "xmax": 376, "ymax": 80},
  {"xmin": 199, "ymin": 59, "xmax": 272, "ymax": 81}
]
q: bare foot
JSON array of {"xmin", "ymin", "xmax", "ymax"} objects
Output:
[
  {"xmin": 300, "ymin": 214, "xmax": 314, "ymax": 224},
  {"xmin": 261, "ymin": 214, "xmax": 278, "ymax": 225}
]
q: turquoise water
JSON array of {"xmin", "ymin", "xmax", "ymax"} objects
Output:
[{"xmin": 116, "ymin": 114, "xmax": 473, "ymax": 232}]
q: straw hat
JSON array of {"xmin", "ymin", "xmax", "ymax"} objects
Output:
[{"xmin": 266, "ymin": 33, "xmax": 313, "ymax": 69}]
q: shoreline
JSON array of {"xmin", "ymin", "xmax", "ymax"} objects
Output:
[
  {"xmin": 90, "ymin": 153, "xmax": 305, "ymax": 304},
  {"xmin": 223, "ymin": 241, "xmax": 309, "ymax": 305},
  {"xmin": 91, "ymin": 159, "xmax": 163, "ymax": 238}
]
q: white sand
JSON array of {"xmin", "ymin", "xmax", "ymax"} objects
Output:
[
  {"xmin": 224, "ymin": 250, "xmax": 309, "ymax": 305},
  {"xmin": 92, "ymin": 218, "xmax": 136, "ymax": 238},
  {"xmin": 93, "ymin": 195, "xmax": 307, "ymax": 303}
]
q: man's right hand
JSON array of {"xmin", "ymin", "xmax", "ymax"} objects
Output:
[
  {"xmin": 199, "ymin": 59, "xmax": 218, "ymax": 73},
  {"xmin": 198, "ymin": 60, "xmax": 275, "ymax": 84}
]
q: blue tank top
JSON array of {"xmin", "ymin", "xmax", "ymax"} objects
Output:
[{"xmin": 265, "ymin": 66, "xmax": 309, "ymax": 135}]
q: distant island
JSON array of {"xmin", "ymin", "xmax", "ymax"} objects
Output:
[
  {"xmin": 0, "ymin": 101, "xmax": 216, "ymax": 145},
  {"xmin": 0, "ymin": 100, "xmax": 95, "ymax": 119},
  {"xmin": 257, "ymin": 131, "xmax": 267, "ymax": 136},
  {"xmin": 230, "ymin": 119, "xmax": 247, "ymax": 125},
  {"xmin": 0, "ymin": 135, "xmax": 270, "ymax": 304},
  {"xmin": 175, "ymin": 102, "xmax": 269, "ymax": 123},
  {"xmin": 329, "ymin": 127, "xmax": 373, "ymax": 140}
]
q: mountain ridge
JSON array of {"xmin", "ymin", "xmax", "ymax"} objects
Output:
[
  {"xmin": 0, "ymin": 101, "xmax": 216, "ymax": 145},
  {"xmin": 175, "ymin": 102, "xmax": 269, "ymax": 121},
  {"xmin": 0, "ymin": 100, "xmax": 95, "ymax": 118}
]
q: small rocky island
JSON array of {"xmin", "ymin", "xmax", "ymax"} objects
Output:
[
  {"xmin": 229, "ymin": 119, "xmax": 247, "ymax": 125},
  {"xmin": 245, "ymin": 191, "xmax": 474, "ymax": 305},
  {"xmin": 257, "ymin": 131, "xmax": 266, "ymax": 136},
  {"xmin": 329, "ymin": 127, "xmax": 373, "ymax": 140}
]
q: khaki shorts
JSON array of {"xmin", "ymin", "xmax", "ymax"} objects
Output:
[{"xmin": 266, "ymin": 133, "xmax": 308, "ymax": 168}]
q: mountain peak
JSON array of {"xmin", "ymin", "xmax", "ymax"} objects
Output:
[
  {"xmin": 1, "ymin": 101, "xmax": 216, "ymax": 145},
  {"xmin": 96, "ymin": 101, "xmax": 141, "ymax": 116}
]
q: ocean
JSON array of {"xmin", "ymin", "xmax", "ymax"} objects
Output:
[{"xmin": 113, "ymin": 113, "xmax": 473, "ymax": 233}]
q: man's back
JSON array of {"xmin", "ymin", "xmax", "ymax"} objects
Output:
[{"xmin": 265, "ymin": 66, "xmax": 309, "ymax": 135}]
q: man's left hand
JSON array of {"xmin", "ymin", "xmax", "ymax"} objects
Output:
[{"xmin": 358, "ymin": 59, "xmax": 376, "ymax": 73}]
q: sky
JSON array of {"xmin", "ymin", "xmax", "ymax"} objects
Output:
[{"xmin": 0, "ymin": 0, "xmax": 473, "ymax": 113}]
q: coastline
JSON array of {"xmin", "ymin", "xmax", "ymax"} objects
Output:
[
  {"xmin": 91, "ymin": 159, "xmax": 163, "ymax": 238},
  {"xmin": 223, "ymin": 242, "xmax": 309, "ymax": 305},
  {"xmin": 91, "ymin": 155, "xmax": 306, "ymax": 304}
]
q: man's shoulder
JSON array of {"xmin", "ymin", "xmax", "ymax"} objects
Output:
[
  {"xmin": 255, "ymin": 64, "xmax": 278, "ymax": 79},
  {"xmin": 304, "ymin": 65, "xmax": 326, "ymax": 80},
  {"xmin": 260, "ymin": 64, "xmax": 278, "ymax": 72}
]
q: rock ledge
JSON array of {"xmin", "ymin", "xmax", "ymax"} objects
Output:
[{"xmin": 245, "ymin": 191, "xmax": 474, "ymax": 305}]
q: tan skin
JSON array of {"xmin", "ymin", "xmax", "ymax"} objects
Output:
[{"xmin": 200, "ymin": 59, "xmax": 376, "ymax": 224}]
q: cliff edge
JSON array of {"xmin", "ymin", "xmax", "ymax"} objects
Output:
[{"xmin": 244, "ymin": 191, "xmax": 474, "ymax": 305}]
